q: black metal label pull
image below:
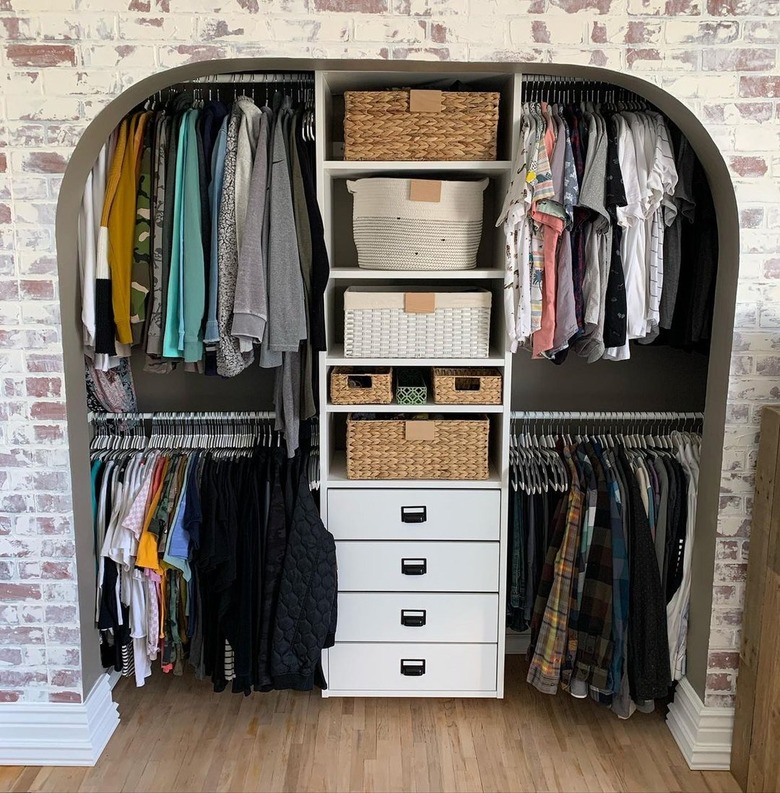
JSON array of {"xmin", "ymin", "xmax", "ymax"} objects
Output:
[
  {"xmin": 401, "ymin": 558, "xmax": 427, "ymax": 576},
  {"xmin": 401, "ymin": 506, "xmax": 427, "ymax": 524},
  {"xmin": 401, "ymin": 609, "xmax": 427, "ymax": 627},
  {"xmin": 400, "ymin": 659, "xmax": 426, "ymax": 676}
]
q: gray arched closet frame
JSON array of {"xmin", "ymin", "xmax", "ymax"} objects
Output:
[{"xmin": 56, "ymin": 58, "xmax": 739, "ymax": 705}]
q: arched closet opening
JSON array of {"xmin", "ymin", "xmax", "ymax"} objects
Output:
[{"xmin": 56, "ymin": 58, "xmax": 739, "ymax": 717}]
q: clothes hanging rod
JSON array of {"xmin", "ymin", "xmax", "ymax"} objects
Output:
[
  {"xmin": 510, "ymin": 411, "xmax": 704, "ymax": 420},
  {"xmin": 88, "ymin": 411, "xmax": 276, "ymax": 422},
  {"xmin": 189, "ymin": 73, "xmax": 314, "ymax": 84}
]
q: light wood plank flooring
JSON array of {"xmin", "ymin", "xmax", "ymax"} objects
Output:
[{"xmin": 0, "ymin": 657, "xmax": 739, "ymax": 793}]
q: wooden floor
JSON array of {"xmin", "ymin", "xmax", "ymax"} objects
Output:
[{"xmin": 1, "ymin": 657, "xmax": 739, "ymax": 793}]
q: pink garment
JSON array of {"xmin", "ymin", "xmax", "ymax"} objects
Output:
[
  {"xmin": 531, "ymin": 103, "xmax": 565, "ymax": 358},
  {"xmin": 531, "ymin": 214, "xmax": 564, "ymax": 357},
  {"xmin": 121, "ymin": 457, "xmax": 155, "ymax": 541}
]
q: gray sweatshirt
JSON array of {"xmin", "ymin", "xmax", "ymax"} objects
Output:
[
  {"xmin": 267, "ymin": 101, "xmax": 307, "ymax": 353},
  {"xmin": 231, "ymin": 111, "xmax": 270, "ymax": 351}
]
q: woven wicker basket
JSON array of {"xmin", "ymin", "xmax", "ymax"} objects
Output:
[
  {"xmin": 347, "ymin": 178, "xmax": 488, "ymax": 271},
  {"xmin": 330, "ymin": 367, "xmax": 393, "ymax": 405},
  {"xmin": 432, "ymin": 368, "xmax": 503, "ymax": 405},
  {"xmin": 346, "ymin": 415, "xmax": 490, "ymax": 480},
  {"xmin": 344, "ymin": 90, "xmax": 500, "ymax": 161},
  {"xmin": 343, "ymin": 287, "xmax": 492, "ymax": 359}
]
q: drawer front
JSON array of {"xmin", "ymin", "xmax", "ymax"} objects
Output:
[
  {"xmin": 328, "ymin": 642, "xmax": 498, "ymax": 692},
  {"xmin": 327, "ymin": 489, "xmax": 500, "ymax": 541},
  {"xmin": 336, "ymin": 593, "xmax": 499, "ymax": 643},
  {"xmin": 336, "ymin": 541, "xmax": 499, "ymax": 593}
]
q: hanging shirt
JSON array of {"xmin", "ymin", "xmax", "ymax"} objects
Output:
[
  {"xmin": 234, "ymin": 97, "xmax": 263, "ymax": 255},
  {"xmin": 145, "ymin": 112, "xmax": 172, "ymax": 371},
  {"xmin": 94, "ymin": 121, "xmax": 128, "ymax": 362},
  {"xmin": 162, "ymin": 110, "xmax": 189, "ymax": 359},
  {"xmin": 232, "ymin": 110, "xmax": 271, "ymax": 351},
  {"xmin": 130, "ymin": 119, "xmax": 154, "ymax": 348},
  {"xmin": 604, "ymin": 113, "xmax": 643, "ymax": 362},
  {"xmin": 204, "ymin": 115, "xmax": 228, "ymax": 347},
  {"xmin": 79, "ymin": 136, "xmax": 112, "ymax": 354},
  {"xmin": 267, "ymin": 97, "xmax": 307, "ymax": 354},
  {"xmin": 181, "ymin": 108, "xmax": 206, "ymax": 364},
  {"xmin": 531, "ymin": 103, "xmax": 565, "ymax": 359},
  {"xmin": 527, "ymin": 446, "xmax": 583, "ymax": 695},
  {"xmin": 110, "ymin": 111, "xmax": 150, "ymax": 348},
  {"xmin": 497, "ymin": 108, "xmax": 530, "ymax": 352},
  {"xmin": 217, "ymin": 104, "xmax": 253, "ymax": 377}
]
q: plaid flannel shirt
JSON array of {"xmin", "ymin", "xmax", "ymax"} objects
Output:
[{"xmin": 527, "ymin": 445, "xmax": 584, "ymax": 695}]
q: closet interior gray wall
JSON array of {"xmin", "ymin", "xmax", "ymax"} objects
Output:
[{"xmin": 56, "ymin": 58, "xmax": 738, "ymax": 701}]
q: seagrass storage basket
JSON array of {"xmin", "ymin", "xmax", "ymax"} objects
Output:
[
  {"xmin": 343, "ymin": 287, "xmax": 492, "ymax": 359},
  {"xmin": 347, "ymin": 178, "xmax": 488, "ymax": 271},
  {"xmin": 343, "ymin": 89, "xmax": 500, "ymax": 161},
  {"xmin": 346, "ymin": 415, "xmax": 490, "ymax": 480},
  {"xmin": 330, "ymin": 367, "xmax": 393, "ymax": 405},
  {"xmin": 432, "ymin": 368, "xmax": 503, "ymax": 405}
]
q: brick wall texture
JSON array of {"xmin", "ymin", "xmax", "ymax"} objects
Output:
[{"xmin": 0, "ymin": 0, "xmax": 777, "ymax": 709}]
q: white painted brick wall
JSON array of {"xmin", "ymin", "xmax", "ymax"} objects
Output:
[{"xmin": 0, "ymin": 0, "xmax": 775, "ymax": 709}]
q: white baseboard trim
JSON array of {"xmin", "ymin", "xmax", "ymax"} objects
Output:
[
  {"xmin": 0, "ymin": 672, "xmax": 119, "ymax": 766},
  {"xmin": 505, "ymin": 630, "xmax": 531, "ymax": 655},
  {"xmin": 666, "ymin": 677, "xmax": 735, "ymax": 771}
]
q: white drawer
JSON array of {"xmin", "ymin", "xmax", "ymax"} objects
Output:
[
  {"xmin": 336, "ymin": 541, "xmax": 499, "ymax": 592},
  {"xmin": 336, "ymin": 593, "xmax": 499, "ymax": 643},
  {"xmin": 328, "ymin": 642, "xmax": 498, "ymax": 692},
  {"xmin": 327, "ymin": 489, "xmax": 500, "ymax": 541}
]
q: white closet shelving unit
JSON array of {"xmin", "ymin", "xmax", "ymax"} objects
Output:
[{"xmin": 315, "ymin": 69, "xmax": 522, "ymax": 698}]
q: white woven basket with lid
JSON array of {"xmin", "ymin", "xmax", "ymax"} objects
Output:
[
  {"xmin": 343, "ymin": 287, "xmax": 492, "ymax": 359},
  {"xmin": 347, "ymin": 178, "xmax": 489, "ymax": 271}
]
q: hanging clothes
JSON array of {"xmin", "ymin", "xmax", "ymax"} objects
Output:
[
  {"xmin": 498, "ymin": 89, "xmax": 716, "ymax": 364},
  {"xmin": 92, "ymin": 420, "xmax": 336, "ymax": 693},
  {"xmin": 78, "ymin": 79, "xmax": 328, "ymax": 456},
  {"xmin": 507, "ymin": 420, "xmax": 701, "ymax": 717}
]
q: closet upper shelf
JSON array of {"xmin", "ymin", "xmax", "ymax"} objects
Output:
[
  {"xmin": 323, "ymin": 161, "xmax": 512, "ymax": 178},
  {"xmin": 327, "ymin": 399, "xmax": 504, "ymax": 414},
  {"xmin": 326, "ymin": 344, "xmax": 507, "ymax": 368},
  {"xmin": 328, "ymin": 268, "xmax": 504, "ymax": 280}
]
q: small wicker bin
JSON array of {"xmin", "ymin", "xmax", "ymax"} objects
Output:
[
  {"xmin": 344, "ymin": 90, "xmax": 500, "ymax": 161},
  {"xmin": 432, "ymin": 368, "xmax": 503, "ymax": 405},
  {"xmin": 395, "ymin": 369, "xmax": 428, "ymax": 406},
  {"xmin": 343, "ymin": 287, "xmax": 492, "ymax": 359},
  {"xmin": 346, "ymin": 415, "xmax": 490, "ymax": 480},
  {"xmin": 330, "ymin": 367, "xmax": 393, "ymax": 405}
]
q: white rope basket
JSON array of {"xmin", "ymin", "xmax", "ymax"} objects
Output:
[{"xmin": 347, "ymin": 178, "xmax": 488, "ymax": 271}]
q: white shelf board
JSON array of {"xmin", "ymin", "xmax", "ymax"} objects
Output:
[
  {"xmin": 327, "ymin": 399, "xmax": 504, "ymax": 414},
  {"xmin": 326, "ymin": 452, "xmax": 502, "ymax": 489},
  {"xmin": 329, "ymin": 267, "xmax": 504, "ymax": 280},
  {"xmin": 326, "ymin": 344, "xmax": 507, "ymax": 368},
  {"xmin": 324, "ymin": 160, "xmax": 512, "ymax": 177}
]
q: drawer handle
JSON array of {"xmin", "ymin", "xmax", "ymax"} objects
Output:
[
  {"xmin": 401, "ymin": 558, "xmax": 427, "ymax": 576},
  {"xmin": 401, "ymin": 506, "xmax": 427, "ymax": 524},
  {"xmin": 400, "ymin": 659, "xmax": 426, "ymax": 677},
  {"xmin": 401, "ymin": 609, "xmax": 427, "ymax": 628}
]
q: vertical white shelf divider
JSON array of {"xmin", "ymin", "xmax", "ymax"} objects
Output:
[
  {"xmin": 494, "ymin": 71, "xmax": 522, "ymax": 698},
  {"xmin": 315, "ymin": 69, "xmax": 332, "ymax": 686}
]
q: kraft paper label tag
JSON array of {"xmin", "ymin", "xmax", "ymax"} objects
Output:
[
  {"xmin": 409, "ymin": 179, "xmax": 442, "ymax": 203},
  {"xmin": 406, "ymin": 421, "xmax": 436, "ymax": 441},
  {"xmin": 409, "ymin": 89, "xmax": 443, "ymax": 113},
  {"xmin": 404, "ymin": 292, "xmax": 436, "ymax": 313}
]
